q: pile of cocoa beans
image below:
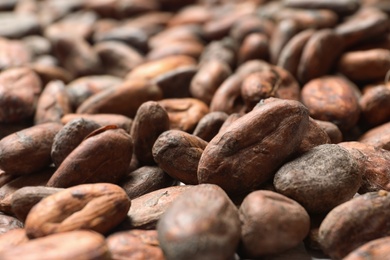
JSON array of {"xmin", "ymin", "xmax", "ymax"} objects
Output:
[{"xmin": 0, "ymin": 0, "xmax": 390, "ymax": 259}]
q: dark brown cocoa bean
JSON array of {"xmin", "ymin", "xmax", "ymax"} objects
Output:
[
  {"xmin": 47, "ymin": 126, "xmax": 133, "ymax": 188},
  {"xmin": 314, "ymin": 119, "xmax": 343, "ymax": 144},
  {"xmin": 283, "ymin": 0, "xmax": 360, "ymax": 15},
  {"xmin": 192, "ymin": 111, "xmax": 229, "ymax": 142},
  {"xmin": 130, "ymin": 101, "xmax": 170, "ymax": 166},
  {"xmin": 274, "ymin": 144, "xmax": 362, "ymax": 213},
  {"xmin": 152, "ymin": 65, "xmax": 198, "ymax": 99},
  {"xmin": 238, "ymin": 33, "xmax": 270, "ymax": 65},
  {"xmin": 277, "ymin": 29, "xmax": 315, "ymax": 78},
  {"xmin": 297, "ymin": 29, "xmax": 345, "ymax": 83},
  {"xmin": 94, "ymin": 41, "xmax": 144, "ymax": 78},
  {"xmin": 269, "ymin": 19, "xmax": 299, "ymax": 65},
  {"xmin": 50, "ymin": 35, "xmax": 102, "ymax": 77},
  {"xmin": 51, "ymin": 118, "xmax": 101, "ymax": 167},
  {"xmin": 120, "ymin": 166, "xmax": 177, "ymax": 200}
]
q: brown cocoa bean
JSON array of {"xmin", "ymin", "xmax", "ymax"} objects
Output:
[
  {"xmin": 0, "ymin": 167, "xmax": 55, "ymax": 214},
  {"xmin": 274, "ymin": 144, "xmax": 362, "ymax": 213},
  {"xmin": 76, "ymin": 78, "xmax": 163, "ymax": 118},
  {"xmin": 0, "ymin": 230, "xmax": 110, "ymax": 260},
  {"xmin": 66, "ymin": 74, "xmax": 122, "ymax": 110},
  {"xmin": 359, "ymin": 83, "xmax": 390, "ymax": 126},
  {"xmin": 344, "ymin": 236, "xmax": 390, "ymax": 260},
  {"xmin": 340, "ymin": 141, "xmax": 390, "ymax": 193},
  {"xmin": 158, "ymin": 98, "xmax": 209, "ymax": 132},
  {"xmin": 11, "ymin": 186, "xmax": 63, "ymax": 222},
  {"xmin": 157, "ymin": 184, "xmax": 241, "ymax": 260},
  {"xmin": 61, "ymin": 113, "xmax": 132, "ymax": 132},
  {"xmin": 359, "ymin": 121, "xmax": 390, "ymax": 150},
  {"xmin": 121, "ymin": 185, "xmax": 193, "ymax": 230},
  {"xmin": 153, "ymin": 130, "xmax": 208, "ymax": 184},
  {"xmin": 269, "ymin": 19, "xmax": 299, "ymax": 65},
  {"xmin": 0, "ymin": 123, "xmax": 62, "ymax": 175},
  {"xmin": 238, "ymin": 190, "xmax": 310, "ymax": 258},
  {"xmin": 238, "ymin": 33, "xmax": 270, "ymax": 65},
  {"xmin": 107, "ymin": 229, "xmax": 164, "ymax": 260},
  {"xmin": 277, "ymin": 29, "xmax": 315, "ymax": 78},
  {"xmin": 199, "ymin": 98, "xmax": 309, "ymax": 195},
  {"xmin": 94, "ymin": 40, "xmax": 144, "ymax": 78},
  {"xmin": 338, "ymin": 49, "xmax": 390, "ymax": 82},
  {"xmin": 190, "ymin": 59, "xmax": 232, "ymax": 105},
  {"xmin": 318, "ymin": 190, "xmax": 390, "ymax": 259},
  {"xmin": 275, "ymin": 8, "xmax": 338, "ymax": 29},
  {"xmin": 335, "ymin": 7, "xmax": 389, "ymax": 48},
  {"xmin": 34, "ymin": 80, "xmax": 72, "ymax": 125},
  {"xmin": 130, "ymin": 101, "xmax": 170, "ymax": 166},
  {"xmin": 192, "ymin": 111, "xmax": 229, "ymax": 142},
  {"xmin": 301, "ymin": 75, "xmax": 361, "ymax": 131},
  {"xmin": 44, "ymin": 10, "xmax": 97, "ymax": 40},
  {"xmin": 0, "ymin": 228, "xmax": 29, "ymax": 251},
  {"xmin": 314, "ymin": 119, "xmax": 343, "ymax": 144},
  {"xmin": 0, "ymin": 37, "xmax": 32, "ymax": 70},
  {"xmin": 297, "ymin": 29, "xmax": 345, "ymax": 83},
  {"xmin": 0, "ymin": 67, "xmax": 42, "ymax": 123},
  {"xmin": 47, "ymin": 125, "xmax": 133, "ymax": 188},
  {"xmin": 283, "ymin": 0, "xmax": 360, "ymax": 15},
  {"xmin": 126, "ymin": 55, "xmax": 196, "ymax": 81},
  {"xmin": 0, "ymin": 214, "xmax": 23, "ymax": 235},
  {"xmin": 296, "ymin": 117, "xmax": 331, "ymax": 154},
  {"xmin": 50, "ymin": 35, "xmax": 102, "ymax": 77},
  {"xmin": 25, "ymin": 183, "xmax": 130, "ymax": 238},
  {"xmin": 147, "ymin": 40, "xmax": 204, "ymax": 61},
  {"xmin": 152, "ymin": 65, "xmax": 197, "ymax": 99},
  {"xmin": 51, "ymin": 118, "xmax": 101, "ymax": 167}
]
